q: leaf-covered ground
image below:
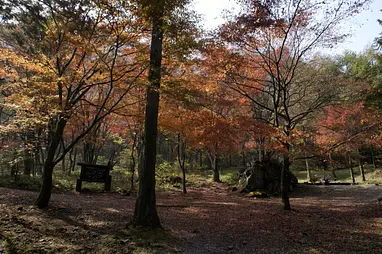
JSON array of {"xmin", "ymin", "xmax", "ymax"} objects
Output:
[{"xmin": 0, "ymin": 184, "xmax": 381, "ymax": 253}]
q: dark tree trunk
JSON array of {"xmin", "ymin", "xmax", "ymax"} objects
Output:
[
  {"xmin": 177, "ymin": 134, "xmax": 187, "ymax": 194},
  {"xmin": 303, "ymin": 137, "xmax": 310, "ymax": 181},
  {"xmin": 69, "ymin": 148, "xmax": 77, "ymax": 174},
  {"xmin": 35, "ymin": 117, "xmax": 67, "ymax": 208},
  {"xmin": 61, "ymin": 148, "xmax": 66, "ymax": 172},
  {"xmin": 241, "ymin": 151, "xmax": 246, "ymax": 168},
  {"xmin": 132, "ymin": 12, "xmax": 163, "ymax": 228},
  {"xmin": 167, "ymin": 142, "xmax": 172, "ymax": 162},
  {"xmin": 129, "ymin": 134, "xmax": 137, "ymax": 193},
  {"xmin": 348, "ymin": 156, "xmax": 355, "ymax": 184},
  {"xmin": 129, "ymin": 161, "xmax": 135, "ymax": 194},
  {"xmin": 23, "ymin": 132, "xmax": 34, "ymax": 176},
  {"xmin": 371, "ymin": 146, "xmax": 377, "ymax": 169},
  {"xmin": 83, "ymin": 142, "xmax": 96, "ymax": 164},
  {"xmin": 36, "ymin": 146, "xmax": 44, "ymax": 175},
  {"xmin": 281, "ymin": 142, "xmax": 291, "ymax": 210},
  {"xmin": 358, "ymin": 157, "xmax": 366, "ymax": 182},
  {"xmin": 206, "ymin": 149, "xmax": 220, "ymax": 182},
  {"xmin": 136, "ymin": 137, "xmax": 144, "ymax": 180},
  {"xmin": 73, "ymin": 150, "xmax": 78, "ymax": 171},
  {"xmin": 213, "ymin": 157, "xmax": 220, "ymax": 182},
  {"xmin": 24, "ymin": 148, "xmax": 33, "ymax": 176}
]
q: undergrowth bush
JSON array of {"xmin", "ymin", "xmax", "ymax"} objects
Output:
[{"xmin": 0, "ymin": 175, "xmax": 42, "ymax": 191}]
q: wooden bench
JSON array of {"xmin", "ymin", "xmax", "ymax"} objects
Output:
[{"xmin": 75, "ymin": 162, "xmax": 112, "ymax": 192}]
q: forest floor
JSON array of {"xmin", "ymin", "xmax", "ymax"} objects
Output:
[{"xmin": 0, "ymin": 183, "xmax": 381, "ymax": 254}]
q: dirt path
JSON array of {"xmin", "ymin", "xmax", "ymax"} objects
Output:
[{"xmin": 0, "ymin": 184, "xmax": 381, "ymax": 253}]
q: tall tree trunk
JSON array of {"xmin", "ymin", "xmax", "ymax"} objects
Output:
[
  {"xmin": 328, "ymin": 153, "xmax": 336, "ymax": 180},
  {"xmin": 348, "ymin": 155, "xmax": 355, "ymax": 184},
  {"xmin": 132, "ymin": 11, "xmax": 163, "ymax": 228},
  {"xmin": 168, "ymin": 143, "xmax": 172, "ymax": 162},
  {"xmin": 129, "ymin": 134, "xmax": 137, "ymax": 194},
  {"xmin": 206, "ymin": 147, "xmax": 220, "ymax": 182},
  {"xmin": 24, "ymin": 147, "xmax": 33, "ymax": 176},
  {"xmin": 61, "ymin": 154, "xmax": 65, "ymax": 172},
  {"xmin": 177, "ymin": 134, "xmax": 187, "ymax": 194},
  {"xmin": 281, "ymin": 144, "xmax": 291, "ymax": 210},
  {"xmin": 358, "ymin": 157, "xmax": 366, "ymax": 182},
  {"xmin": 241, "ymin": 151, "xmax": 246, "ymax": 168},
  {"xmin": 371, "ymin": 146, "xmax": 377, "ymax": 169},
  {"xmin": 212, "ymin": 156, "xmax": 220, "ymax": 182},
  {"xmin": 35, "ymin": 118, "xmax": 67, "ymax": 208},
  {"xmin": 69, "ymin": 148, "xmax": 77, "ymax": 174},
  {"xmin": 303, "ymin": 137, "xmax": 310, "ymax": 181},
  {"xmin": 305, "ymin": 157, "xmax": 310, "ymax": 181},
  {"xmin": 38, "ymin": 145, "xmax": 45, "ymax": 175}
]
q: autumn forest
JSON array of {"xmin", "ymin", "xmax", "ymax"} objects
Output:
[{"xmin": 0, "ymin": 0, "xmax": 382, "ymax": 253}]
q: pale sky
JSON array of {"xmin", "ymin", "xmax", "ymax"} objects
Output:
[{"xmin": 193, "ymin": 0, "xmax": 382, "ymax": 54}]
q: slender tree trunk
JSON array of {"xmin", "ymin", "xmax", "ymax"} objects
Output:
[
  {"xmin": 129, "ymin": 134, "xmax": 137, "ymax": 193},
  {"xmin": 348, "ymin": 155, "xmax": 355, "ymax": 184},
  {"xmin": 38, "ymin": 146, "xmax": 45, "ymax": 175},
  {"xmin": 241, "ymin": 151, "xmax": 246, "ymax": 168},
  {"xmin": 132, "ymin": 12, "xmax": 163, "ymax": 228},
  {"xmin": 206, "ymin": 148, "xmax": 220, "ymax": 182},
  {"xmin": 281, "ymin": 143, "xmax": 291, "ymax": 210},
  {"xmin": 358, "ymin": 157, "xmax": 366, "ymax": 182},
  {"xmin": 190, "ymin": 151, "xmax": 195, "ymax": 170},
  {"xmin": 157, "ymin": 133, "xmax": 163, "ymax": 158},
  {"xmin": 305, "ymin": 156, "xmax": 310, "ymax": 181},
  {"xmin": 328, "ymin": 153, "xmax": 336, "ymax": 180},
  {"xmin": 177, "ymin": 134, "xmax": 187, "ymax": 194},
  {"xmin": 61, "ymin": 152, "xmax": 66, "ymax": 172},
  {"xmin": 24, "ymin": 147, "xmax": 33, "ymax": 176},
  {"xmin": 70, "ymin": 148, "xmax": 77, "ymax": 174},
  {"xmin": 303, "ymin": 137, "xmax": 310, "ymax": 181},
  {"xmin": 35, "ymin": 118, "xmax": 67, "ymax": 208},
  {"xmin": 371, "ymin": 146, "xmax": 377, "ymax": 169},
  {"xmin": 168, "ymin": 143, "xmax": 173, "ymax": 163},
  {"xmin": 213, "ymin": 156, "xmax": 220, "ymax": 182}
]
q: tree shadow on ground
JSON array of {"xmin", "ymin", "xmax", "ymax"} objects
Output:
[{"xmin": 0, "ymin": 185, "xmax": 381, "ymax": 253}]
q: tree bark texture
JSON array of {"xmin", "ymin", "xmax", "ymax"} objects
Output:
[
  {"xmin": 371, "ymin": 146, "xmax": 377, "ymax": 169},
  {"xmin": 35, "ymin": 117, "xmax": 67, "ymax": 208},
  {"xmin": 177, "ymin": 134, "xmax": 187, "ymax": 194},
  {"xmin": 358, "ymin": 158, "xmax": 366, "ymax": 182},
  {"xmin": 132, "ymin": 13, "xmax": 163, "ymax": 228},
  {"xmin": 348, "ymin": 156, "xmax": 355, "ymax": 184},
  {"xmin": 207, "ymin": 149, "xmax": 220, "ymax": 182},
  {"xmin": 281, "ymin": 144, "xmax": 291, "ymax": 210}
]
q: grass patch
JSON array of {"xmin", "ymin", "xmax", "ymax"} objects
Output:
[
  {"xmin": 185, "ymin": 170, "xmax": 213, "ymax": 188},
  {"xmin": 292, "ymin": 164, "xmax": 382, "ymax": 184},
  {"xmin": 220, "ymin": 167, "xmax": 241, "ymax": 186}
]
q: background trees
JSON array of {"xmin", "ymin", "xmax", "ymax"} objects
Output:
[
  {"xmin": 1, "ymin": 0, "xmax": 148, "ymax": 207},
  {"xmin": 216, "ymin": 0, "xmax": 372, "ymax": 210}
]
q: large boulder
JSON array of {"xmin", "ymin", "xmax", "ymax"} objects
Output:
[{"xmin": 239, "ymin": 159, "xmax": 297, "ymax": 195}]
